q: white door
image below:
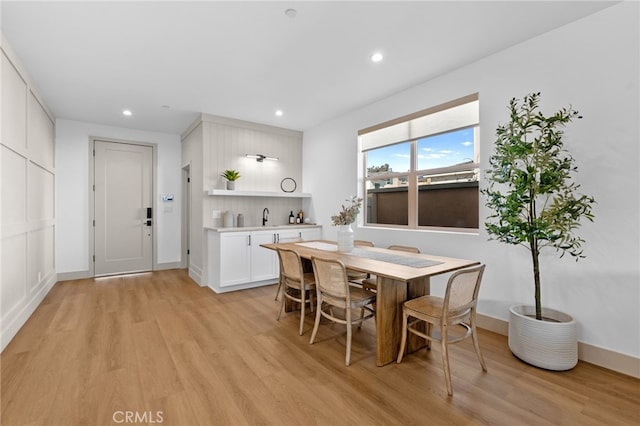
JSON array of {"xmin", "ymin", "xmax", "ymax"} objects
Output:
[{"xmin": 94, "ymin": 140, "xmax": 153, "ymax": 276}]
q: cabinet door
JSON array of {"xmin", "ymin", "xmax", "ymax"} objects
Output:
[
  {"xmin": 219, "ymin": 232, "xmax": 251, "ymax": 287},
  {"xmin": 300, "ymin": 228, "xmax": 321, "ymax": 241},
  {"xmin": 250, "ymin": 231, "xmax": 278, "ymax": 281}
]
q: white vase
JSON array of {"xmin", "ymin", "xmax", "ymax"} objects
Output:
[
  {"xmin": 508, "ymin": 305, "xmax": 577, "ymax": 371},
  {"xmin": 336, "ymin": 224, "xmax": 354, "ymax": 252},
  {"xmin": 226, "ymin": 181, "xmax": 235, "ymax": 190}
]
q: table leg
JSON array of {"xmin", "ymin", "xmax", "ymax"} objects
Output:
[{"xmin": 375, "ymin": 276, "xmax": 407, "ymax": 366}]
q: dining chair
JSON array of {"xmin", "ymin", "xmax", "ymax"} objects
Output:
[
  {"xmin": 360, "ymin": 245, "xmax": 421, "ymax": 291},
  {"xmin": 396, "ymin": 264, "xmax": 487, "ymax": 396},
  {"xmin": 346, "ymin": 240, "xmax": 375, "ymax": 282},
  {"xmin": 274, "ymin": 238, "xmax": 304, "ymax": 301},
  {"xmin": 276, "ymin": 247, "xmax": 316, "ymax": 335},
  {"xmin": 309, "ymin": 256, "xmax": 376, "ymax": 366}
]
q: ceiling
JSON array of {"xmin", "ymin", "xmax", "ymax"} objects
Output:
[{"xmin": 1, "ymin": 1, "xmax": 617, "ymax": 135}]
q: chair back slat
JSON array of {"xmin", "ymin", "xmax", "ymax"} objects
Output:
[
  {"xmin": 354, "ymin": 240, "xmax": 375, "ymax": 247},
  {"xmin": 278, "ymin": 248, "xmax": 303, "ymax": 283},
  {"xmin": 311, "ymin": 257, "xmax": 349, "ymax": 299},
  {"xmin": 388, "ymin": 245, "xmax": 420, "ymax": 253},
  {"xmin": 445, "ymin": 265, "xmax": 485, "ymax": 312}
]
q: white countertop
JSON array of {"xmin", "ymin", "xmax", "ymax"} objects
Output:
[{"xmin": 206, "ymin": 224, "xmax": 321, "ymax": 232}]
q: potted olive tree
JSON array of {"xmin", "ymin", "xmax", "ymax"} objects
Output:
[{"xmin": 482, "ymin": 92, "xmax": 595, "ymax": 370}]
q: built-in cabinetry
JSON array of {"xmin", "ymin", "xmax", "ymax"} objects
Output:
[{"xmin": 207, "ymin": 225, "xmax": 322, "ymax": 293}]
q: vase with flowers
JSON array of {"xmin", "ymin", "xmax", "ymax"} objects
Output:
[{"xmin": 331, "ymin": 196, "xmax": 363, "ymax": 252}]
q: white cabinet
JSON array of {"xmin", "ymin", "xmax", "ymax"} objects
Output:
[
  {"xmin": 208, "ymin": 226, "xmax": 322, "ymax": 293},
  {"xmin": 250, "ymin": 231, "xmax": 279, "ymax": 282},
  {"xmin": 218, "ymin": 232, "xmax": 251, "ymax": 286}
]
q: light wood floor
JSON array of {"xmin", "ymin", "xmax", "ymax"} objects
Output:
[{"xmin": 1, "ymin": 269, "xmax": 638, "ymax": 425}]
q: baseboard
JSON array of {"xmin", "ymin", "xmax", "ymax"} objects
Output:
[
  {"xmin": 1, "ymin": 272, "xmax": 57, "ymax": 352},
  {"xmin": 56, "ymin": 270, "xmax": 92, "ymax": 281},
  {"xmin": 156, "ymin": 261, "xmax": 183, "ymax": 271},
  {"xmin": 58, "ymin": 262, "xmax": 185, "ymax": 279},
  {"xmin": 188, "ymin": 265, "xmax": 203, "ymax": 286},
  {"xmin": 477, "ymin": 313, "xmax": 640, "ymax": 378}
]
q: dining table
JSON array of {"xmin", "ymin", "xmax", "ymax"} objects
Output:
[{"xmin": 261, "ymin": 240, "xmax": 480, "ymax": 366}]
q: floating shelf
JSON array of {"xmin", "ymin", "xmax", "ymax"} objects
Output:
[{"xmin": 208, "ymin": 189, "xmax": 312, "ymax": 198}]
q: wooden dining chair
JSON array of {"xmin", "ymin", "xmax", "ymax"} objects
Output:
[
  {"xmin": 274, "ymin": 238, "xmax": 304, "ymax": 301},
  {"xmin": 360, "ymin": 245, "xmax": 421, "ymax": 291},
  {"xmin": 396, "ymin": 264, "xmax": 487, "ymax": 396},
  {"xmin": 309, "ymin": 256, "xmax": 376, "ymax": 366},
  {"xmin": 347, "ymin": 240, "xmax": 375, "ymax": 282},
  {"xmin": 276, "ymin": 247, "xmax": 316, "ymax": 335}
]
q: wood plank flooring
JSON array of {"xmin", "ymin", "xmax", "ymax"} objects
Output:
[{"xmin": 1, "ymin": 269, "xmax": 638, "ymax": 425}]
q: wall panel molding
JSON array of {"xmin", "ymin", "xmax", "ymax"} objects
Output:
[{"xmin": 1, "ymin": 35, "xmax": 56, "ymax": 352}]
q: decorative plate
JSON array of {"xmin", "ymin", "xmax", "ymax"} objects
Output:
[{"xmin": 280, "ymin": 177, "xmax": 297, "ymax": 193}]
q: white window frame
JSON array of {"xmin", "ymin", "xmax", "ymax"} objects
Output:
[{"xmin": 359, "ymin": 94, "xmax": 479, "ymax": 232}]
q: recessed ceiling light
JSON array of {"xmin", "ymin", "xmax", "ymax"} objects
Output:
[
  {"xmin": 371, "ymin": 52, "xmax": 384, "ymax": 63},
  {"xmin": 122, "ymin": 109, "xmax": 132, "ymax": 116},
  {"xmin": 275, "ymin": 110, "xmax": 284, "ymax": 117},
  {"xmin": 284, "ymin": 8, "xmax": 297, "ymax": 18}
]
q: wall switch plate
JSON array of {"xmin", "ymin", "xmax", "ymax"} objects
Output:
[{"xmin": 212, "ymin": 210, "xmax": 221, "ymax": 219}]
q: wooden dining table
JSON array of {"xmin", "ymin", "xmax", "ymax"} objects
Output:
[{"xmin": 261, "ymin": 240, "xmax": 480, "ymax": 366}]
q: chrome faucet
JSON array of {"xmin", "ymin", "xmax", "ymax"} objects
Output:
[{"xmin": 262, "ymin": 207, "xmax": 269, "ymax": 226}]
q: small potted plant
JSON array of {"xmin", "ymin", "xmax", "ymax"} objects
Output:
[
  {"xmin": 331, "ymin": 196, "xmax": 363, "ymax": 252},
  {"xmin": 221, "ymin": 169, "xmax": 240, "ymax": 190},
  {"xmin": 482, "ymin": 92, "xmax": 595, "ymax": 370}
]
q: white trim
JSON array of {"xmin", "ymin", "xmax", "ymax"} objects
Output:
[
  {"xmin": 1, "ymin": 273, "xmax": 56, "ymax": 352},
  {"xmin": 155, "ymin": 262, "xmax": 183, "ymax": 271},
  {"xmin": 56, "ymin": 270, "xmax": 92, "ymax": 281}
]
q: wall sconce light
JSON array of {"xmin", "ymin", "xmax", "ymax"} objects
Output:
[{"xmin": 246, "ymin": 154, "xmax": 279, "ymax": 162}]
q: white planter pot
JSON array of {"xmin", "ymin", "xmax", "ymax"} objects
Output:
[
  {"xmin": 508, "ymin": 305, "xmax": 577, "ymax": 371},
  {"xmin": 336, "ymin": 224, "xmax": 354, "ymax": 252},
  {"xmin": 226, "ymin": 181, "xmax": 235, "ymax": 190}
]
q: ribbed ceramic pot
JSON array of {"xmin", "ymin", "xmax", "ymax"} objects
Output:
[{"xmin": 508, "ymin": 305, "xmax": 578, "ymax": 371}]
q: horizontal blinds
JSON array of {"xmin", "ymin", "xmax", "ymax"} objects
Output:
[{"xmin": 360, "ymin": 94, "xmax": 479, "ymax": 152}]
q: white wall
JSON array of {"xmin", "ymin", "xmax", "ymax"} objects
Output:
[
  {"xmin": 303, "ymin": 2, "xmax": 639, "ymax": 362},
  {"xmin": 56, "ymin": 119, "xmax": 182, "ymax": 275}
]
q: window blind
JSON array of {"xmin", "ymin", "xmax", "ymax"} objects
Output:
[{"xmin": 360, "ymin": 94, "xmax": 479, "ymax": 152}]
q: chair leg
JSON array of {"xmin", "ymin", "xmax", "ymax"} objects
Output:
[
  {"xmin": 441, "ymin": 324, "xmax": 453, "ymax": 396},
  {"xmin": 358, "ymin": 307, "xmax": 365, "ymax": 329},
  {"xmin": 397, "ymin": 310, "xmax": 409, "ymax": 363},
  {"xmin": 299, "ymin": 292, "xmax": 306, "ymax": 336},
  {"xmin": 309, "ymin": 298, "xmax": 322, "ymax": 344},
  {"xmin": 345, "ymin": 307, "xmax": 352, "ymax": 366},
  {"xmin": 276, "ymin": 290, "xmax": 286, "ymax": 321},
  {"xmin": 471, "ymin": 313, "xmax": 487, "ymax": 372},
  {"xmin": 274, "ymin": 276, "xmax": 283, "ymax": 301}
]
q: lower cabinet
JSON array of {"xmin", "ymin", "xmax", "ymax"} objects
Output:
[
  {"xmin": 208, "ymin": 226, "xmax": 322, "ymax": 292},
  {"xmin": 218, "ymin": 232, "xmax": 252, "ymax": 286},
  {"xmin": 250, "ymin": 231, "xmax": 279, "ymax": 282}
]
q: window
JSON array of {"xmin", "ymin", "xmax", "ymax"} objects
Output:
[{"xmin": 360, "ymin": 94, "xmax": 479, "ymax": 230}]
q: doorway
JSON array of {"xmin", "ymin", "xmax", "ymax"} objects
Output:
[
  {"xmin": 93, "ymin": 139, "xmax": 154, "ymax": 276},
  {"xmin": 181, "ymin": 164, "xmax": 190, "ymax": 269}
]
